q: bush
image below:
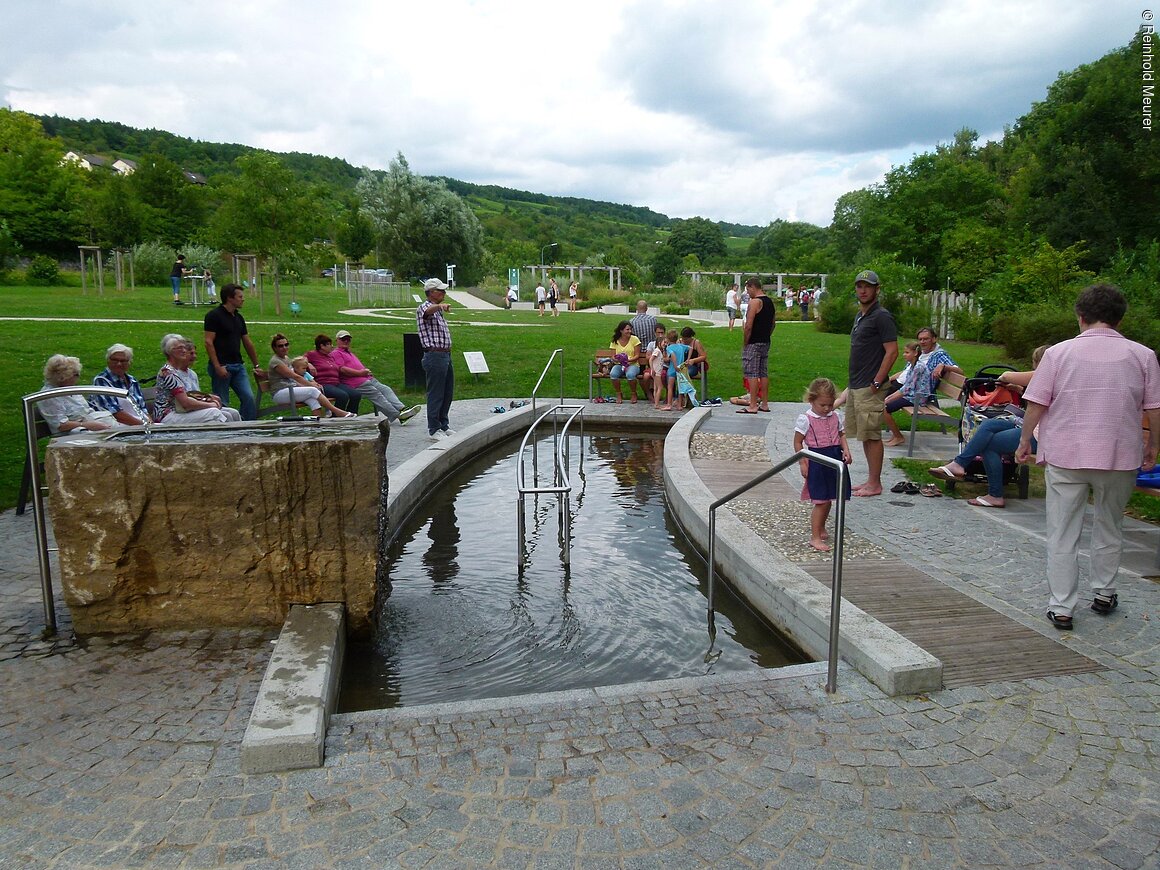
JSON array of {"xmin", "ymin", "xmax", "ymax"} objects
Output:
[
  {"xmin": 26, "ymin": 255, "xmax": 59, "ymax": 286},
  {"xmin": 948, "ymin": 305, "xmax": 989, "ymax": 343},
  {"xmin": 991, "ymin": 304, "xmax": 1078, "ymax": 360},
  {"xmin": 817, "ymin": 293, "xmax": 858, "ymax": 334},
  {"xmin": 131, "ymin": 241, "xmax": 177, "ymax": 285}
]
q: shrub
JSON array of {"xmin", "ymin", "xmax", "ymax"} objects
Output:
[
  {"xmin": 991, "ymin": 304, "xmax": 1078, "ymax": 360},
  {"xmin": 817, "ymin": 293, "xmax": 858, "ymax": 334},
  {"xmin": 131, "ymin": 241, "xmax": 177, "ymax": 285},
  {"xmin": 948, "ymin": 305, "xmax": 989, "ymax": 343},
  {"xmin": 26, "ymin": 255, "xmax": 60, "ymax": 286}
]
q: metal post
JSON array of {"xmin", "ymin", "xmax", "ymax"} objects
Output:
[{"xmin": 22, "ymin": 385, "xmax": 130, "ymax": 634}]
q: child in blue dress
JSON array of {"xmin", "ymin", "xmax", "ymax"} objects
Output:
[
  {"xmin": 794, "ymin": 377, "xmax": 852, "ymax": 552},
  {"xmin": 662, "ymin": 329, "xmax": 691, "ymax": 411}
]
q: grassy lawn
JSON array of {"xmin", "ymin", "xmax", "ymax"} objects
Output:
[{"xmin": 4, "ymin": 280, "xmax": 1154, "ymax": 520}]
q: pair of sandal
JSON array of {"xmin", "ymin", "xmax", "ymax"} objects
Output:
[
  {"xmin": 889, "ymin": 481, "xmax": 943, "ymax": 497},
  {"xmin": 1048, "ymin": 593, "xmax": 1119, "ymax": 631}
]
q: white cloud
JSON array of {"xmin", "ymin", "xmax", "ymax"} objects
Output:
[{"xmin": 0, "ymin": 0, "xmax": 1143, "ymax": 227}]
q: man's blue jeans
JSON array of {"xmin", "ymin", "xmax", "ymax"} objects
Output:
[
  {"xmin": 422, "ymin": 351, "xmax": 454, "ymax": 434},
  {"xmin": 209, "ymin": 362, "xmax": 257, "ymax": 420}
]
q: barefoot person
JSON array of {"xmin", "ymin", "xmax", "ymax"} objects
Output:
[
  {"xmin": 845, "ymin": 270, "xmax": 898, "ymax": 496},
  {"xmin": 738, "ymin": 277, "xmax": 773, "ymax": 415}
]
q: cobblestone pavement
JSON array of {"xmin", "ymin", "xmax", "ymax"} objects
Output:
[{"xmin": 2, "ymin": 403, "xmax": 1159, "ymax": 868}]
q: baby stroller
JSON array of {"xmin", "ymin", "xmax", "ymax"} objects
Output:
[{"xmin": 946, "ymin": 364, "xmax": 1028, "ymax": 496}]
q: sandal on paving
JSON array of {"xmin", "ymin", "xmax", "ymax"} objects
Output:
[
  {"xmin": 1047, "ymin": 611, "xmax": 1073, "ymax": 630},
  {"xmin": 920, "ymin": 483, "xmax": 943, "ymax": 497},
  {"xmin": 1091, "ymin": 593, "xmax": 1119, "ymax": 615},
  {"xmin": 890, "ymin": 481, "xmax": 911, "ymax": 493},
  {"xmin": 900, "ymin": 482, "xmax": 920, "ymax": 495},
  {"xmin": 968, "ymin": 495, "xmax": 1005, "ymax": 508},
  {"xmin": 928, "ymin": 465, "xmax": 964, "ymax": 481}
]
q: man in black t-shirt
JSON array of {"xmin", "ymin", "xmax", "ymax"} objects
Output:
[
  {"xmin": 169, "ymin": 254, "xmax": 188, "ymax": 305},
  {"xmin": 203, "ymin": 283, "xmax": 263, "ymax": 420},
  {"xmin": 845, "ymin": 270, "xmax": 899, "ymax": 497}
]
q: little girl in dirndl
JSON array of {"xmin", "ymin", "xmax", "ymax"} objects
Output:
[{"xmin": 794, "ymin": 377, "xmax": 852, "ymax": 552}]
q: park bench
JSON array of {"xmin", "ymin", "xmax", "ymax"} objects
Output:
[
  {"xmin": 901, "ymin": 370, "xmax": 965, "ymax": 457},
  {"xmin": 588, "ymin": 349, "xmax": 709, "ymax": 403}
]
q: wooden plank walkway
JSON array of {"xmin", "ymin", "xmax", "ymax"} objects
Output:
[
  {"xmin": 692, "ymin": 458, "xmax": 1104, "ymax": 688},
  {"xmin": 800, "ymin": 560, "xmax": 1103, "ymax": 688}
]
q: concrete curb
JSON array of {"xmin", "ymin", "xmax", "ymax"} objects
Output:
[
  {"xmin": 240, "ymin": 603, "xmax": 345, "ymax": 774},
  {"xmin": 663, "ymin": 408, "xmax": 942, "ymax": 696}
]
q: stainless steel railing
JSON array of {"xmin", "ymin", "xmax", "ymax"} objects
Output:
[
  {"xmin": 706, "ymin": 448, "xmax": 849, "ymax": 693},
  {"xmin": 515, "ymin": 403, "xmax": 586, "ymax": 572},
  {"xmin": 21, "ymin": 385, "xmax": 135, "ymax": 634}
]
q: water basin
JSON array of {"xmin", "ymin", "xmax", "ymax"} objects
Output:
[{"xmin": 340, "ymin": 433, "xmax": 810, "ymax": 711}]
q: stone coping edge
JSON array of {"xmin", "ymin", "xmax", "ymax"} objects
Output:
[
  {"xmin": 663, "ymin": 408, "xmax": 942, "ymax": 696},
  {"xmin": 240, "ymin": 603, "xmax": 345, "ymax": 774}
]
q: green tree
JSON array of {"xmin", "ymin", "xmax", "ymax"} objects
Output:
[
  {"xmin": 650, "ymin": 244, "xmax": 682, "ymax": 285},
  {"xmin": 78, "ymin": 174, "xmax": 144, "ymax": 248},
  {"xmin": 208, "ymin": 152, "xmax": 325, "ymax": 312},
  {"xmin": 335, "ymin": 206, "xmax": 375, "ymax": 262},
  {"xmin": 666, "ymin": 216, "xmax": 726, "ymax": 263},
  {"xmin": 0, "ymin": 109, "xmax": 80, "ymax": 250},
  {"xmin": 356, "ymin": 153, "xmax": 484, "ymax": 282},
  {"xmin": 129, "ymin": 153, "xmax": 205, "ymax": 246}
]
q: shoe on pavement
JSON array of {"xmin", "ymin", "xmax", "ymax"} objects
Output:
[
  {"xmin": 442, "ymin": 428, "xmax": 455, "ymax": 436},
  {"xmin": 428, "ymin": 430, "xmax": 446, "ymax": 442},
  {"xmin": 399, "ymin": 405, "xmax": 421, "ymax": 423}
]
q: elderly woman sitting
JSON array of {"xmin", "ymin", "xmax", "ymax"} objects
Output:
[
  {"xmin": 152, "ymin": 333, "xmax": 242, "ymax": 424},
  {"xmin": 267, "ymin": 333, "xmax": 352, "ymax": 418},
  {"xmin": 37, "ymin": 354, "xmax": 122, "ymax": 434},
  {"xmin": 91, "ymin": 343, "xmax": 148, "ymax": 425}
]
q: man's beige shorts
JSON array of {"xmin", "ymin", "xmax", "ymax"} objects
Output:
[{"xmin": 846, "ymin": 386, "xmax": 884, "ymax": 441}]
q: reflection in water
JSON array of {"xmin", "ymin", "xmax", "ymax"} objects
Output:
[{"xmin": 339, "ymin": 433, "xmax": 809, "ymax": 712}]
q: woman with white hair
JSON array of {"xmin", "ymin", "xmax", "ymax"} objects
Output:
[
  {"xmin": 91, "ymin": 343, "xmax": 148, "ymax": 425},
  {"xmin": 37, "ymin": 355, "xmax": 121, "ymax": 434},
  {"xmin": 152, "ymin": 334, "xmax": 242, "ymax": 424}
]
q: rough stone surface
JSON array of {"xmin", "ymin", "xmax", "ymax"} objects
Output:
[
  {"xmin": 45, "ymin": 421, "xmax": 382, "ymax": 634},
  {"xmin": 3, "ymin": 398, "xmax": 1159, "ymax": 868}
]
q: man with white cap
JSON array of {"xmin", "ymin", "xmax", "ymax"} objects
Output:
[
  {"xmin": 330, "ymin": 329, "xmax": 419, "ymax": 423},
  {"xmin": 417, "ymin": 278, "xmax": 455, "ymax": 440}
]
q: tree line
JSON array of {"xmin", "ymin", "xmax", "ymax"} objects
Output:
[{"xmin": 1, "ymin": 31, "xmax": 1156, "ymax": 347}]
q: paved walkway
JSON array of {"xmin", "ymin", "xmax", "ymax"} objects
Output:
[{"xmin": 2, "ymin": 402, "xmax": 1159, "ymax": 868}]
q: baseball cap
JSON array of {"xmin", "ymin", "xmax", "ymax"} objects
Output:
[
  {"xmin": 854, "ymin": 270, "xmax": 880, "ymax": 286},
  {"xmin": 335, "ymin": 329, "xmax": 352, "ymax": 340},
  {"xmin": 423, "ymin": 278, "xmax": 449, "ymax": 292}
]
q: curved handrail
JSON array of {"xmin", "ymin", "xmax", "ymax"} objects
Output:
[
  {"xmin": 529, "ymin": 347, "xmax": 564, "ymax": 418},
  {"xmin": 22, "ymin": 385, "xmax": 132, "ymax": 634},
  {"xmin": 515, "ymin": 401, "xmax": 585, "ymax": 570},
  {"xmin": 706, "ymin": 447, "xmax": 848, "ymax": 694}
]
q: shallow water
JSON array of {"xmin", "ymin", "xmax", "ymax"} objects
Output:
[{"xmin": 339, "ymin": 433, "xmax": 809, "ymax": 712}]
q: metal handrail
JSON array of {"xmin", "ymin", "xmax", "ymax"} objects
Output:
[
  {"xmin": 515, "ymin": 402, "xmax": 585, "ymax": 570},
  {"xmin": 706, "ymin": 448, "xmax": 848, "ymax": 693},
  {"xmin": 529, "ymin": 347, "xmax": 565, "ymax": 418},
  {"xmin": 21, "ymin": 385, "xmax": 133, "ymax": 634}
]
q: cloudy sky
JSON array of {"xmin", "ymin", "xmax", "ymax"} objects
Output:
[{"xmin": 0, "ymin": 1, "xmax": 1144, "ymax": 227}]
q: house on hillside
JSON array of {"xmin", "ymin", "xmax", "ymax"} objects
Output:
[
  {"xmin": 182, "ymin": 169, "xmax": 207, "ymax": 185},
  {"xmin": 62, "ymin": 151, "xmax": 110, "ymax": 171},
  {"xmin": 112, "ymin": 158, "xmax": 138, "ymax": 175}
]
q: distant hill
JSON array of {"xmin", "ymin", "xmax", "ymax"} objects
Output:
[{"xmin": 37, "ymin": 114, "xmax": 763, "ymax": 240}]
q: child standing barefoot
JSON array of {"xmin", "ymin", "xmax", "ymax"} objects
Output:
[
  {"xmin": 663, "ymin": 329, "xmax": 690, "ymax": 411},
  {"xmin": 794, "ymin": 378, "xmax": 852, "ymax": 551},
  {"xmin": 646, "ymin": 327, "xmax": 668, "ymax": 409}
]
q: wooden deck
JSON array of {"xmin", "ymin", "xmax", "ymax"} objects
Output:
[
  {"xmin": 693, "ymin": 458, "xmax": 1104, "ymax": 688},
  {"xmin": 800, "ymin": 560, "xmax": 1103, "ymax": 688}
]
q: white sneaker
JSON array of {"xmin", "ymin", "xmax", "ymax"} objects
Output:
[
  {"xmin": 399, "ymin": 405, "xmax": 421, "ymax": 423},
  {"xmin": 428, "ymin": 430, "xmax": 446, "ymax": 442},
  {"xmin": 442, "ymin": 428, "xmax": 455, "ymax": 436}
]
